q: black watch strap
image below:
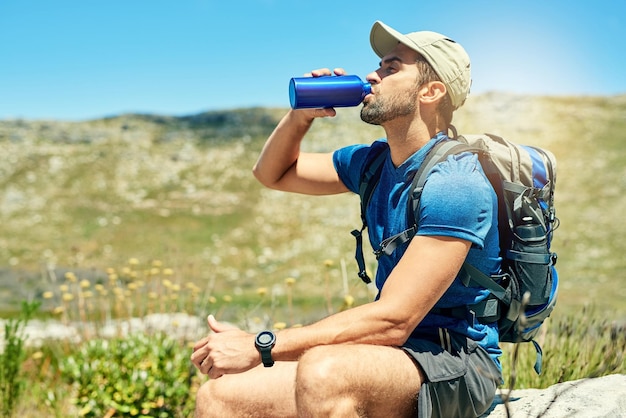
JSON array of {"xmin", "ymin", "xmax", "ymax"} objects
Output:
[
  {"xmin": 255, "ymin": 330, "xmax": 276, "ymax": 367},
  {"xmin": 259, "ymin": 346, "xmax": 274, "ymax": 367}
]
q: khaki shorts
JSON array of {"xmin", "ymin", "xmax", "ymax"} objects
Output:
[{"xmin": 402, "ymin": 329, "xmax": 501, "ymax": 418}]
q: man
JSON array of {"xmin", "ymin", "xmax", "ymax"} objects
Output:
[{"xmin": 192, "ymin": 20, "xmax": 502, "ymax": 417}]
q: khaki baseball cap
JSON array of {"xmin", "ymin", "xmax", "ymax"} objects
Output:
[{"xmin": 370, "ymin": 21, "xmax": 471, "ymax": 109}]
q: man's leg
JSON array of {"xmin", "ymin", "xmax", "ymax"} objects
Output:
[
  {"xmin": 195, "ymin": 361, "xmax": 299, "ymax": 418},
  {"xmin": 295, "ymin": 344, "xmax": 424, "ymax": 418},
  {"xmin": 195, "ymin": 343, "xmax": 424, "ymax": 418}
]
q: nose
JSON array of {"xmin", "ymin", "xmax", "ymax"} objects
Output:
[{"xmin": 366, "ymin": 70, "xmax": 380, "ymax": 85}]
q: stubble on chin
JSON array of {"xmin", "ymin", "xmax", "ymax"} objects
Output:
[
  {"xmin": 360, "ymin": 92, "xmax": 417, "ymax": 126},
  {"xmin": 360, "ymin": 100, "xmax": 386, "ymax": 125}
]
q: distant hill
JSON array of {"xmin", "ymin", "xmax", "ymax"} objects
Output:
[
  {"xmin": 0, "ymin": 94, "xmax": 625, "ymax": 316},
  {"xmin": 0, "ymin": 107, "xmax": 286, "ymax": 144}
]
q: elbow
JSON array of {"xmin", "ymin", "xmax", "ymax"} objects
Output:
[
  {"xmin": 252, "ymin": 163, "xmax": 278, "ymax": 190},
  {"xmin": 386, "ymin": 324, "xmax": 414, "ymax": 346},
  {"xmin": 376, "ymin": 305, "xmax": 423, "ymax": 346},
  {"xmin": 379, "ymin": 315, "xmax": 417, "ymax": 346},
  {"xmin": 252, "ymin": 160, "xmax": 296, "ymax": 191},
  {"xmin": 251, "ymin": 163, "xmax": 265, "ymax": 185}
]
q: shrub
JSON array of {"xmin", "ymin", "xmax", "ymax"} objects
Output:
[{"xmin": 59, "ymin": 332, "xmax": 198, "ymax": 418}]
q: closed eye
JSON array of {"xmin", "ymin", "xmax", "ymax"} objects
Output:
[{"xmin": 379, "ymin": 56, "xmax": 402, "ymax": 74}]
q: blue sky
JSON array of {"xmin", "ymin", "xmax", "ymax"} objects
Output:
[{"xmin": 1, "ymin": 0, "xmax": 624, "ymax": 120}]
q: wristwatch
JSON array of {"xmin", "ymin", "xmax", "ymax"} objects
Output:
[{"xmin": 255, "ymin": 330, "xmax": 276, "ymax": 367}]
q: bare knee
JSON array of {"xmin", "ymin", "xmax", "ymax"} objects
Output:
[
  {"xmin": 195, "ymin": 364, "xmax": 299, "ymax": 418},
  {"xmin": 195, "ymin": 379, "xmax": 232, "ymax": 418},
  {"xmin": 195, "ymin": 380, "xmax": 220, "ymax": 418},
  {"xmin": 296, "ymin": 346, "xmax": 360, "ymax": 416}
]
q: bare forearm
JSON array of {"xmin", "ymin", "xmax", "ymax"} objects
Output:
[
  {"xmin": 252, "ymin": 109, "xmax": 314, "ymax": 189},
  {"xmin": 272, "ymin": 301, "xmax": 415, "ymax": 361}
]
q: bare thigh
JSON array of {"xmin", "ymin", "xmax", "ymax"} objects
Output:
[
  {"xmin": 195, "ymin": 361, "xmax": 299, "ymax": 418},
  {"xmin": 296, "ymin": 344, "xmax": 425, "ymax": 417}
]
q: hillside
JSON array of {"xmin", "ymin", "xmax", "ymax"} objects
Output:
[{"xmin": 0, "ymin": 94, "xmax": 625, "ymax": 319}]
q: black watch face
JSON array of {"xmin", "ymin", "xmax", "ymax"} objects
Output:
[{"xmin": 257, "ymin": 331, "xmax": 275, "ymax": 347}]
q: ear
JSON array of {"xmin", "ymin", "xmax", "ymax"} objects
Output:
[{"xmin": 419, "ymin": 81, "xmax": 447, "ymax": 105}]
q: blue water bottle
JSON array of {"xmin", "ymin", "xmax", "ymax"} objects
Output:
[{"xmin": 289, "ymin": 75, "xmax": 371, "ymax": 109}]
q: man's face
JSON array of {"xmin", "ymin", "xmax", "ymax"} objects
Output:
[{"xmin": 361, "ymin": 43, "xmax": 422, "ymax": 126}]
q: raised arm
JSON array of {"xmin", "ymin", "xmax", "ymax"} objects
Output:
[{"xmin": 252, "ymin": 70, "xmax": 350, "ymax": 196}]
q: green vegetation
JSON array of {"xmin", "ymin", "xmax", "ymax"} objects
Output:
[
  {"xmin": 59, "ymin": 333, "xmax": 195, "ymax": 418},
  {"xmin": 501, "ymin": 307, "xmax": 626, "ymax": 390},
  {"xmin": 0, "ymin": 94, "xmax": 625, "ymax": 415},
  {"xmin": 0, "ymin": 301, "xmax": 39, "ymax": 418},
  {"xmin": 3, "ymin": 261, "xmax": 625, "ymax": 416}
]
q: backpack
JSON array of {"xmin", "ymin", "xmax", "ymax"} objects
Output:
[{"xmin": 351, "ymin": 133, "xmax": 559, "ymax": 374}]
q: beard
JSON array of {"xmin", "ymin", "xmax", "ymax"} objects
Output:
[{"xmin": 360, "ymin": 88, "xmax": 419, "ymax": 125}]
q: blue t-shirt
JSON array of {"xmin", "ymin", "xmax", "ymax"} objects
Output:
[{"xmin": 333, "ymin": 132, "xmax": 502, "ymax": 364}]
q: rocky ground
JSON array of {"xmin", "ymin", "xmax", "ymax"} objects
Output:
[{"xmin": 483, "ymin": 374, "xmax": 626, "ymax": 417}]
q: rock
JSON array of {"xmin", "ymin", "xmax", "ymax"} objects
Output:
[{"xmin": 482, "ymin": 374, "xmax": 626, "ymax": 417}]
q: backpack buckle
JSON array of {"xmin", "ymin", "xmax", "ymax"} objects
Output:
[
  {"xmin": 357, "ymin": 270, "xmax": 372, "ymax": 284},
  {"xmin": 550, "ymin": 252, "xmax": 558, "ymax": 266}
]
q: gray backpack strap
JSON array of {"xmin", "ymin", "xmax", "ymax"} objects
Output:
[{"xmin": 377, "ymin": 140, "xmax": 475, "ymax": 257}]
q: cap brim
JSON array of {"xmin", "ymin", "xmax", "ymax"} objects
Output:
[{"xmin": 370, "ymin": 21, "xmax": 408, "ymax": 58}]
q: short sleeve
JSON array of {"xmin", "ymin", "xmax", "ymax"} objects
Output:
[
  {"xmin": 416, "ymin": 153, "xmax": 495, "ymax": 249},
  {"xmin": 333, "ymin": 140, "xmax": 389, "ymax": 194}
]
